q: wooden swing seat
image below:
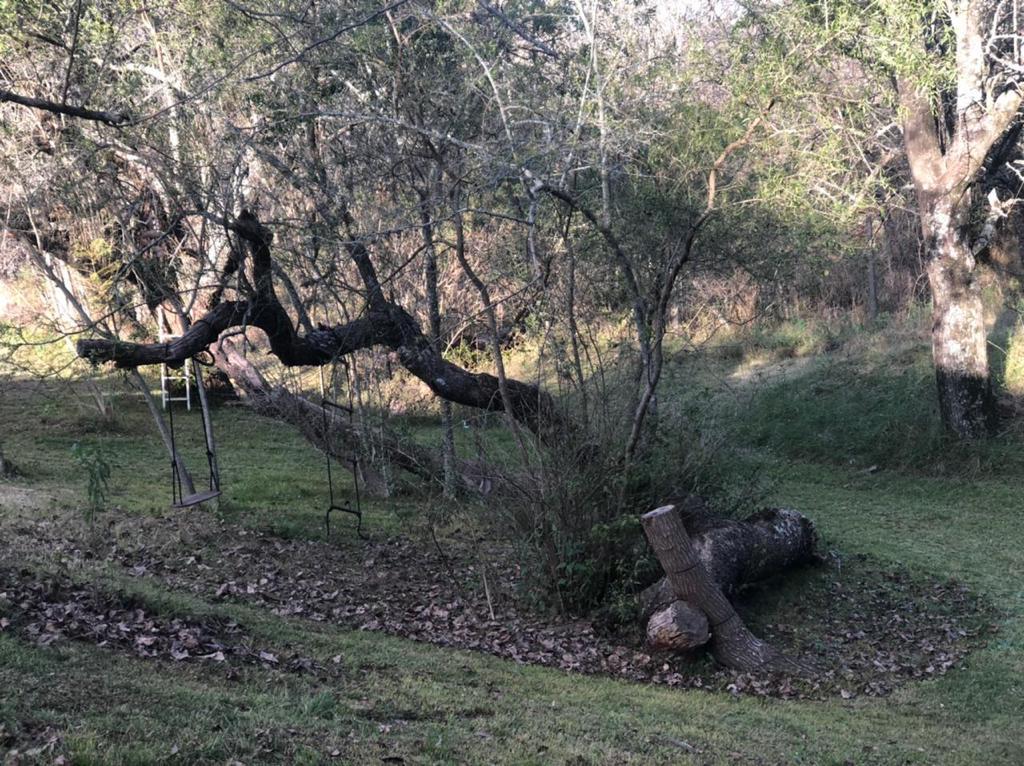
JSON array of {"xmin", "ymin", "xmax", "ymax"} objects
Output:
[{"xmin": 172, "ymin": 489, "xmax": 222, "ymax": 509}]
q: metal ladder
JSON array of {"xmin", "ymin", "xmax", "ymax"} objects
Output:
[{"xmin": 159, "ymin": 337, "xmax": 192, "ymax": 411}]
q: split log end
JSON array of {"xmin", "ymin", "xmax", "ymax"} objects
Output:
[{"xmin": 646, "ymin": 600, "xmax": 710, "ymax": 652}]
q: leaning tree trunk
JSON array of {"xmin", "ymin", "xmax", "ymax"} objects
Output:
[
  {"xmin": 207, "ymin": 336, "xmax": 507, "ymax": 498},
  {"xmin": 640, "ymin": 504, "xmax": 815, "ymax": 674},
  {"xmin": 923, "ymin": 202, "xmax": 996, "ymax": 439},
  {"xmin": 209, "ymin": 337, "xmax": 393, "ymax": 496},
  {"xmin": 128, "ymin": 369, "xmax": 196, "ymax": 497}
]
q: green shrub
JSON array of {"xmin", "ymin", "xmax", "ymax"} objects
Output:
[
  {"xmin": 483, "ymin": 388, "xmax": 762, "ymax": 615},
  {"xmin": 1003, "ymin": 321, "xmax": 1024, "ymax": 397},
  {"xmin": 70, "ymin": 441, "xmax": 111, "ymax": 524}
]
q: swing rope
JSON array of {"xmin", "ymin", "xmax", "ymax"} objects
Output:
[
  {"xmin": 168, "ymin": 356, "xmax": 221, "ymax": 509},
  {"xmin": 193, "ymin": 353, "xmax": 220, "ymax": 493}
]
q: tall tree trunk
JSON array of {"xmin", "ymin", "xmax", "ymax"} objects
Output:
[
  {"xmin": 866, "ymin": 214, "xmax": 879, "ymax": 321},
  {"xmin": 922, "ymin": 200, "xmax": 996, "ymax": 438},
  {"xmin": 893, "ymin": 3, "xmax": 1024, "ymax": 439},
  {"xmin": 866, "ymin": 251, "xmax": 879, "ymax": 320},
  {"xmin": 419, "ymin": 191, "xmax": 457, "ymax": 498}
]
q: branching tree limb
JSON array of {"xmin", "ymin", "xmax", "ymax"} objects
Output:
[{"xmin": 77, "ymin": 211, "xmax": 567, "ymax": 440}]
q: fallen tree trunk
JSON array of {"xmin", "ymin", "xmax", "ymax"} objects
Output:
[
  {"xmin": 640, "ymin": 504, "xmax": 817, "ymax": 673},
  {"xmin": 76, "ymin": 212, "xmax": 568, "ymax": 443},
  {"xmin": 71, "ymin": 210, "xmax": 566, "ymax": 494},
  {"xmin": 640, "ymin": 506, "xmax": 819, "ymax": 622}
]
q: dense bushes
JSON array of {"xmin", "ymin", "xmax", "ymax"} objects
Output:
[{"xmin": 459, "ymin": 368, "xmax": 768, "ymax": 615}]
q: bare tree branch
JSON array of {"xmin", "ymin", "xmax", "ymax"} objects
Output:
[
  {"xmin": 76, "ymin": 213, "xmax": 568, "ymax": 439},
  {"xmin": 0, "ymin": 88, "xmax": 130, "ymax": 126}
]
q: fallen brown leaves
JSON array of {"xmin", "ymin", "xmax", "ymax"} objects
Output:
[
  {"xmin": 0, "ymin": 567, "xmax": 321, "ymax": 673},
  {"xmin": 0, "ymin": 516, "xmax": 997, "ymax": 701}
]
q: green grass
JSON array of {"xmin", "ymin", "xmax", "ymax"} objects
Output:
[
  {"xmin": 731, "ymin": 353, "xmax": 949, "ymax": 469},
  {"xmin": 2, "ymin": 330, "xmax": 1024, "ymax": 764},
  {"xmin": 707, "ymin": 326, "xmax": 1024, "ymax": 475},
  {"xmin": 0, "ymin": 373, "xmax": 415, "ymax": 539}
]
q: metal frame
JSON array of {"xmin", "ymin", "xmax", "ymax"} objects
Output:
[
  {"xmin": 161, "ymin": 354, "xmax": 192, "ymax": 411},
  {"xmin": 321, "ymin": 397, "xmax": 365, "ymax": 539},
  {"xmin": 168, "ymin": 357, "xmax": 221, "ymax": 509}
]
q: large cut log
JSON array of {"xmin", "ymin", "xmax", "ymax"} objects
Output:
[
  {"xmin": 640, "ymin": 505, "xmax": 819, "ymax": 623},
  {"xmin": 641, "ymin": 504, "xmax": 814, "ymax": 673}
]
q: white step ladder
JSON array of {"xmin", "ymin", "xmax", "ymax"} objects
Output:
[
  {"xmin": 157, "ymin": 306, "xmax": 192, "ymax": 411},
  {"xmin": 160, "ymin": 338, "xmax": 192, "ymax": 411}
]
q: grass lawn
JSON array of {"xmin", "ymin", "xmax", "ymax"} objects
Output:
[{"xmin": 1, "ymin": 336, "xmax": 1023, "ymax": 764}]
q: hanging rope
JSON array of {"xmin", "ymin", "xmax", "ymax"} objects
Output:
[
  {"xmin": 192, "ymin": 352, "xmax": 220, "ymax": 494},
  {"xmin": 168, "ymin": 356, "xmax": 222, "ymax": 508},
  {"xmin": 169, "ymin": 389, "xmax": 182, "ymax": 506}
]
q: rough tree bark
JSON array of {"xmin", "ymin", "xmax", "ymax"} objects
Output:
[
  {"xmin": 417, "ymin": 187, "xmax": 458, "ymax": 498},
  {"xmin": 923, "ymin": 196, "xmax": 996, "ymax": 437},
  {"xmin": 640, "ymin": 506, "xmax": 819, "ymax": 652},
  {"xmin": 895, "ymin": 3, "xmax": 1024, "ymax": 438},
  {"xmin": 641, "ymin": 506, "xmax": 820, "ymax": 613},
  {"xmin": 641, "ymin": 504, "xmax": 812, "ymax": 673}
]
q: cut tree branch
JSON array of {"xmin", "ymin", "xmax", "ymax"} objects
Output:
[{"xmin": 0, "ymin": 88, "xmax": 130, "ymax": 126}]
